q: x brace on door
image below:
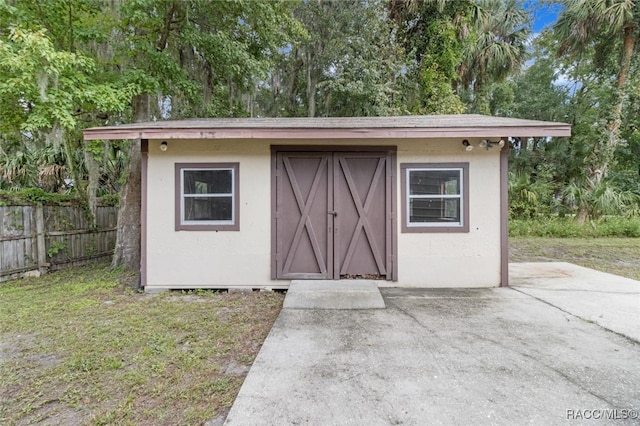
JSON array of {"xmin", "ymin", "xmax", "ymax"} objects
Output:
[
  {"xmin": 338, "ymin": 156, "xmax": 387, "ymax": 276},
  {"xmin": 273, "ymin": 148, "xmax": 396, "ymax": 281},
  {"xmin": 281, "ymin": 156, "xmax": 329, "ymax": 276}
]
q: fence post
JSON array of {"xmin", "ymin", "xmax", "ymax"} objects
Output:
[{"xmin": 36, "ymin": 203, "xmax": 48, "ymax": 276}]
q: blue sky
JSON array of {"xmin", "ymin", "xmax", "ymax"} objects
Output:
[
  {"xmin": 522, "ymin": 2, "xmax": 576, "ymax": 89},
  {"xmin": 526, "ymin": 1, "xmax": 564, "ymax": 33}
]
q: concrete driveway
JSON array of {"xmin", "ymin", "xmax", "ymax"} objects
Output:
[{"xmin": 224, "ymin": 263, "xmax": 640, "ymax": 425}]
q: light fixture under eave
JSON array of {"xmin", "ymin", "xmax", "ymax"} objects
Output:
[
  {"xmin": 160, "ymin": 141, "xmax": 168, "ymax": 151},
  {"xmin": 462, "ymin": 139, "xmax": 473, "ymax": 151},
  {"xmin": 479, "ymin": 139, "xmax": 506, "ymax": 150}
]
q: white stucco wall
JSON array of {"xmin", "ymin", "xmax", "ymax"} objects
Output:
[
  {"xmin": 394, "ymin": 140, "xmax": 501, "ymax": 287},
  {"xmin": 144, "ymin": 138, "xmax": 501, "ymax": 290}
]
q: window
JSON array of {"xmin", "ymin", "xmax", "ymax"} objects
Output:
[
  {"xmin": 175, "ymin": 163, "xmax": 239, "ymax": 231},
  {"xmin": 401, "ymin": 163, "xmax": 469, "ymax": 233}
]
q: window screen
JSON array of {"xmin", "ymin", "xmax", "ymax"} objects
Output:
[
  {"xmin": 401, "ymin": 163, "xmax": 469, "ymax": 233},
  {"xmin": 183, "ymin": 169, "xmax": 233, "ymax": 222},
  {"xmin": 408, "ymin": 169, "xmax": 462, "ymax": 224},
  {"xmin": 175, "ymin": 163, "xmax": 239, "ymax": 231}
]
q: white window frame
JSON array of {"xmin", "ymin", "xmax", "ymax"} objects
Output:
[
  {"xmin": 401, "ymin": 163, "xmax": 469, "ymax": 233},
  {"xmin": 175, "ymin": 163, "xmax": 239, "ymax": 231}
]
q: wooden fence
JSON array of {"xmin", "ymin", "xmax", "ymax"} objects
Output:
[{"xmin": 0, "ymin": 204, "xmax": 118, "ymax": 282}]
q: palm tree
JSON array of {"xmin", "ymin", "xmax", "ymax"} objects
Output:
[
  {"xmin": 554, "ymin": 0, "xmax": 639, "ymax": 192},
  {"xmin": 458, "ymin": 0, "xmax": 530, "ymax": 113}
]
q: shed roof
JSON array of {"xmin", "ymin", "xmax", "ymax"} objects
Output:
[{"xmin": 83, "ymin": 114, "xmax": 571, "ymax": 140}]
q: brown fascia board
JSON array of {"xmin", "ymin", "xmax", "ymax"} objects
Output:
[{"xmin": 83, "ymin": 125, "xmax": 571, "ymax": 141}]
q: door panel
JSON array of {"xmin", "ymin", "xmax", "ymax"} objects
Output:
[
  {"xmin": 274, "ymin": 150, "xmax": 394, "ymax": 280},
  {"xmin": 276, "ymin": 153, "xmax": 332, "ymax": 279},
  {"xmin": 335, "ymin": 153, "xmax": 387, "ymax": 279}
]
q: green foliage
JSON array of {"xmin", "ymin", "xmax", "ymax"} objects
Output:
[
  {"xmin": 554, "ymin": 0, "xmax": 638, "ymax": 63},
  {"xmin": 390, "ymin": 0, "xmax": 473, "ymax": 114},
  {"xmin": 99, "ymin": 193, "xmax": 119, "ymax": 207},
  {"xmin": 510, "ymin": 216, "xmax": 640, "ymax": 238},
  {"xmin": 0, "ymin": 0, "xmax": 142, "ymax": 214},
  {"xmin": 0, "ymin": 188, "xmax": 77, "ymax": 205},
  {"xmin": 0, "ymin": 188, "xmax": 117, "ymax": 206},
  {"xmin": 552, "ymin": 0, "xmax": 639, "ymax": 216},
  {"xmin": 504, "ymin": 26, "xmax": 639, "ymax": 222},
  {"xmin": 614, "ymin": 71, "xmax": 640, "ymax": 195},
  {"xmin": 498, "ymin": 32, "xmax": 570, "ymax": 121},
  {"xmin": 562, "ymin": 178, "xmax": 639, "ymax": 219},
  {"xmin": 508, "ymin": 170, "xmax": 555, "ymax": 219},
  {"xmin": 0, "ymin": 26, "xmax": 134, "ymax": 133},
  {"xmin": 0, "ymin": 0, "xmax": 303, "ymax": 226},
  {"xmin": 0, "ymin": 145, "xmax": 69, "ymax": 191},
  {"xmin": 47, "ymin": 240, "xmax": 67, "ymax": 258},
  {"xmin": 262, "ymin": 0, "xmax": 407, "ymax": 118},
  {"xmin": 458, "ymin": 0, "xmax": 530, "ymax": 113},
  {"xmin": 414, "ymin": 20, "xmax": 465, "ymax": 114},
  {"xmin": 115, "ymin": 0, "xmax": 304, "ymax": 119}
]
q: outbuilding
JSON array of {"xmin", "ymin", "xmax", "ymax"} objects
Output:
[{"xmin": 83, "ymin": 115, "xmax": 570, "ymax": 292}]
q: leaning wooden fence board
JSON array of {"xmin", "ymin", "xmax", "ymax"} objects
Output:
[{"xmin": 0, "ymin": 204, "xmax": 118, "ymax": 282}]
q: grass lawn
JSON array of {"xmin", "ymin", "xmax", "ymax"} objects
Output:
[
  {"xmin": 0, "ymin": 263, "xmax": 283, "ymax": 425},
  {"xmin": 510, "ymin": 237, "xmax": 640, "ymax": 280}
]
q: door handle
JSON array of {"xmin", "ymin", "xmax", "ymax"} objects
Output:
[{"xmin": 328, "ymin": 211, "xmax": 337, "ymax": 217}]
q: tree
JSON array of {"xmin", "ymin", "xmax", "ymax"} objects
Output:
[
  {"xmin": 312, "ymin": 1, "xmax": 408, "ymax": 117},
  {"xmin": 458, "ymin": 0, "xmax": 530, "ymax": 114},
  {"xmin": 109, "ymin": 0, "xmax": 303, "ymax": 271},
  {"xmin": 261, "ymin": 0, "xmax": 407, "ymax": 118},
  {"xmin": 389, "ymin": 0, "xmax": 473, "ymax": 113},
  {"xmin": 0, "ymin": 2, "xmax": 136, "ymax": 208},
  {"xmin": 492, "ymin": 30, "xmax": 570, "ymax": 150},
  {"xmin": 501, "ymin": 23, "xmax": 640, "ymax": 222},
  {"xmin": 1, "ymin": 0, "xmax": 303, "ymax": 274},
  {"xmin": 554, "ymin": 0, "xmax": 640, "ymax": 221},
  {"xmin": 612, "ymin": 68, "xmax": 640, "ymax": 202}
]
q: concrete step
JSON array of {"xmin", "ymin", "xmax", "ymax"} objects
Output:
[{"xmin": 283, "ymin": 280, "xmax": 386, "ymax": 310}]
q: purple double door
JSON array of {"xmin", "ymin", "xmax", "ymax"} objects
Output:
[{"xmin": 273, "ymin": 150, "xmax": 395, "ymax": 280}]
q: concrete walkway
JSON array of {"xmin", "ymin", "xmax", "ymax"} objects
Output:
[
  {"xmin": 510, "ymin": 262, "xmax": 640, "ymax": 342},
  {"xmin": 224, "ymin": 263, "xmax": 640, "ymax": 425}
]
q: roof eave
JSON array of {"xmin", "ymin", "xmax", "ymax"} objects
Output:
[{"xmin": 83, "ymin": 126, "xmax": 571, "ymax": 141}]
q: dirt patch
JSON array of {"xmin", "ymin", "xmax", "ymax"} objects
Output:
[
  {"xmin": 0, "ymin": 333, "xmax": 46, "ymax": 362},
  {"xmin": 17, "ymin": 400, "xmax": 84, "ymax": 426},
  {"xmin": 224, "ymin": 360, "xmax": 251, "ymax": 376}
]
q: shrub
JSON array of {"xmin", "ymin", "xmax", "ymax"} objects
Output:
[
  {"xmin": 0, "ymin": 189, "xmax": 118, "ymax": 207},
  {"xmin": 509, "ymin": 216, "xmax": 640, "ymax": 238},
  {"xmin": 0, "ymin": 188, "xmax": 79, "ymax": 206}
]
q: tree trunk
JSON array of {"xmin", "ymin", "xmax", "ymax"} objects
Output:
[
  {"xmin": 607, "ymin": 26, "xmax": 635, "ymax": 143},
  {"xmin": 85, "ymin": 149, "xmax": 99, "ymax": 228},
  {"xmin": 593, "ymin": 27, "xmax": 635, "ymax": 180},
  {"xmin": 324, "ymin": 90, "xmax": 332, "ymax": 116},
  {"xmin": 306, "ymin": 50, "xmax": 316, "ymax": 117},
  {"xmin": 575, "ymin": 206, "xmax": 589, "ymax": 225},
  {"xmin": 62, "ymin": 134, "xmax": 82, "ymax": 196},
  {"xmin": 577, "ymin": 26, "xmax": 635, "ymax": 223},
  {"xmin": 111, "ymin": 94, "xmax": 148, "ymax": 271},
  {"xmin": 616, "ymin": 26, "xmax": 635, "ymax": 96},
  {"xmin": 287, "ymin": 54, "xmax": 303, "ymax": 116}
]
